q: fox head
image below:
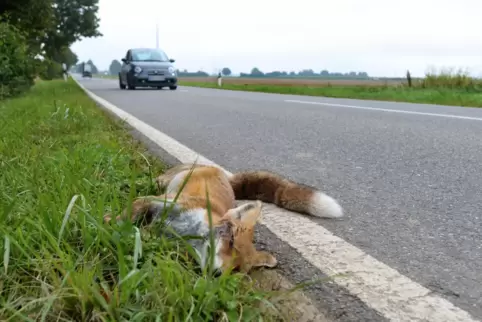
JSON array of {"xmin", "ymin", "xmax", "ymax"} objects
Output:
[{"xmin": 216, "ymin": 201, "xmax": 278, "ymax": 274}]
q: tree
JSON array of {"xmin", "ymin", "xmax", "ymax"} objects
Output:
[
  {"xmin": 358, "ymin": 71, "xmax": 369, "ymax": 78},
  {"xmin": 42, "ymin": 0, "xmax": 102, "ymax": 60},
  {"xmin": 109, "ymin": 59, "xmax": 122, "ymax": 75},
  {"xmin": 50, "ymin": 46, "xmax": 78, "ymax": 69},
  {"xmin": 38, "ymin": 58, "xmax": 64, "ymax": 80},
  {"xmin": 320, "ymin": 70, "xmax": 329, "ymax": 76},
  {"xmin": 75, "ymin": 62, "xmax": 84, "ymax": 73},
  {"xmin": 63, "ymin": 47, "xmax": 78, "ymax": 68},
  {"xmin": 221, "ymin": 67, "xmax": 231, "ymax": 76},
  {"xmin": 265, "ymin": 71, "xmax": 285, "ymax": 77},
  {"xmin": 250, "ymin": 67, "xmax": 264, "ymax": 77},
  {"xmin": 1, "ymin": 0, "xmax": 54, "ymax": 54},
  {"xmin": 298, "ymin": 69, "xmax": 315, "ymax": 77},
  {"xmin": 1, "ymin": 0, "xmax": 101, "ymax": 61},
  {"xmin": 0, "ymin": 0, "xmax": 101, "ymax": 92},
  {"xmin": 37, "ymin": 47, "xmax": 78, "ymax": 80},
  {"xmin": 0, "ymin": 20, "xmax": 36, "ymax": 99}
]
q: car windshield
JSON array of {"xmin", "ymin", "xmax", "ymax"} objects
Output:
[{"xmin": 131, "ymin": 49, "xmax": 169, "ymax": 62}]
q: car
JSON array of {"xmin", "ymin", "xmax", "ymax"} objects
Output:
[
  {"xmin": 82, "ymin": 62, "xmax": 92, "ymax": 78},
  {"xmin": 118, "ymin": 47, "xmax": 178, "ymax": 90}
]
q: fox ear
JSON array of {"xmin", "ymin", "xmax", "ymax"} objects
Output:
[
  {"xmin": 223, "ymin": 201, "xmax": 262, "ymax": 225},
  {"xmin": 252, "ymin": 250, "xmax": 277, "ymax": 268}
]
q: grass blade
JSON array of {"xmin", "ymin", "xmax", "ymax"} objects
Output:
[
  {"xmin": 133, "ymin": 226, "xmax": 142, "ymax": 268},
  {"xmin": 3, "ymin": 236, "xmax": 10, "ymax": 274},
  {"xmin": 57, "ymin": 194, "xmax": 80, "ymax": 245}
]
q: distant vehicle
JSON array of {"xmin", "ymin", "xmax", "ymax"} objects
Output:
[
  {"xmin": 82, "ymin": 63, "xmax": 92, "ymax": 78},
  {"xmin": 118, "ymin": 48, "xmax": 178, "ymax": 90}
]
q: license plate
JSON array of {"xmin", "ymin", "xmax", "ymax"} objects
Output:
[{"xmin": 148, "ymin": 75, "xmax": 165, "ymax": 81}]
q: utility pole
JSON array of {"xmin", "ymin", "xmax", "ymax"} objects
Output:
[{"xmin": 156, "ymin": 23, "xmax": 159, "ymax": 49}]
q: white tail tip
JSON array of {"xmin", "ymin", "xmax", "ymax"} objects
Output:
[{"xmin": 309, "ymin": 191, "xmax": 344, "ymax": 218}]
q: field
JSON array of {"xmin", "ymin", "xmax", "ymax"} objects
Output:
[
  {"xmin": 0, "ymin": 79, "xmax": 287, "ymax": 321},
  {"xmin": 179, "ymin": 72, "xmax": 482, "ymax": 108},
  {"xmin": 179, "ymin": 76, "xmax": 405, "ymax": 87}
]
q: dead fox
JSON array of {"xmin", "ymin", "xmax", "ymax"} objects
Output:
[{"xmin": 104, "ymin": 163, "xmax": 343, "ymax": 274}]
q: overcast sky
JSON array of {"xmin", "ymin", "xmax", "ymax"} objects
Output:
[{"xmin": 71, "ymin": 0, "xmax": 482, "ymax": 77}]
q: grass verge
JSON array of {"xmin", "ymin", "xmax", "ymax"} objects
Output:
[
  {"xmin": 0, "ymin": 79, "xmax": 279, "ymax": 321},
  {"xmin": 179, "ymin": 81, "xmax": 482, "ymax": 108}
]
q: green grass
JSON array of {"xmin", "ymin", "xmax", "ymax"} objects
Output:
[
  {"xmin": 0, "ymin": 79, "xmax": 278, "ymax": 321},
  {"xmin": 179, "ymin": 80, "xmax": 482, "ymax": 108}
]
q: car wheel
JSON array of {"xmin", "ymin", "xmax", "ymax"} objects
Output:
[
  {"xmin": 119, "ymin": 75, "xmax": 126, "ymax": 89},
  {"xmin": 169, "ymin": 86, "xmax": 177, "ymax": 90},
  {"xmin": 157, "ymin": 86, "xmax": 164, "ymax": 90},
  {"xmin": 126, "ymin": 76, "xmax": 136, "ymax": 90}
]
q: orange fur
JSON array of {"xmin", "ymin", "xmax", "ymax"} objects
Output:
[{"xmin": 106, "ymin": 163, "xmax": 343, "ymax": 274}]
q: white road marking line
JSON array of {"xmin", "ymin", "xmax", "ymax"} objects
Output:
[
  {"xmin": 286, "ymin": 99, "xmax": 482, "ymax": 121},
  {"xmin": 75, "ymin": 79, "xmax": 479, "ymax": 322},
  {"xmin": 179, "ymin": 89, "xmax": 189, "ymax": 92}
]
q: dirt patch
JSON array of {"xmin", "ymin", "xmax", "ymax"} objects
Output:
[{"xmin": 250, "ymin": 269, "xmax": 332, "ymax": 321}]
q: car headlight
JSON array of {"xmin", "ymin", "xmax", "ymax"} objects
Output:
[
  {"xmin": 168, "ymin": 67, "xmax": 176, "ymax": 74},
  {"xmin": 133, "ymin": 66, "xmax": 142, "ymax": 73}
]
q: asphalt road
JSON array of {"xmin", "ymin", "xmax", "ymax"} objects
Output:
[{"xmin": 78, "ymin": 77, "xmax": 482, "ymax": 320}]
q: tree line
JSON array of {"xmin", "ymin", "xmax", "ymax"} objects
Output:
[
  {"xmin": 101, "ymin": 59, "xmax": 370, "ymax": 79},
  {"xmin": 237, "ymin": 68, "xmax": 369, "ymax": 79},
  {"xmin": 179, "ymin": 67, "xmax": 370, "ymax": 79},
  {"xmin": 1, "ymin": 0, "xmax": 102, "ymax": 99}
]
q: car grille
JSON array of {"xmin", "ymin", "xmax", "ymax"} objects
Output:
[{"xmin": 147, "ymin": 70, "xmax": 165, "ymax": 75}]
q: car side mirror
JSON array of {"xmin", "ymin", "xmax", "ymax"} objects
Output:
[
  {"xmin": 169, "ymin": 59, "xmax": 175, "ymax": 63},
  {"xmin": 121, "ymin": 58, "xmax": 127, "ymax": 63}
]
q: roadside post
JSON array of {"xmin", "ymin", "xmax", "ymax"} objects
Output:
[{"xmin": 62, "ymin": 63, "xmax": 67, "ymax": 81}]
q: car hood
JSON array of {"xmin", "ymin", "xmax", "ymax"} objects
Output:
[{"xmin": 130, "ymin": 61, "xmax": 173, "ymax": 69}]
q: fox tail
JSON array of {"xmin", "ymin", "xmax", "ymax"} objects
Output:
[{"xmin": 228, "ymin": 170, "xmax": 343, "ymax": 218}]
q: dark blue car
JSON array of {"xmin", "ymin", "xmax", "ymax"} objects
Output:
[{"xmin": 119, "ymin": 48, "xmax": 178, "ymax": 90}]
